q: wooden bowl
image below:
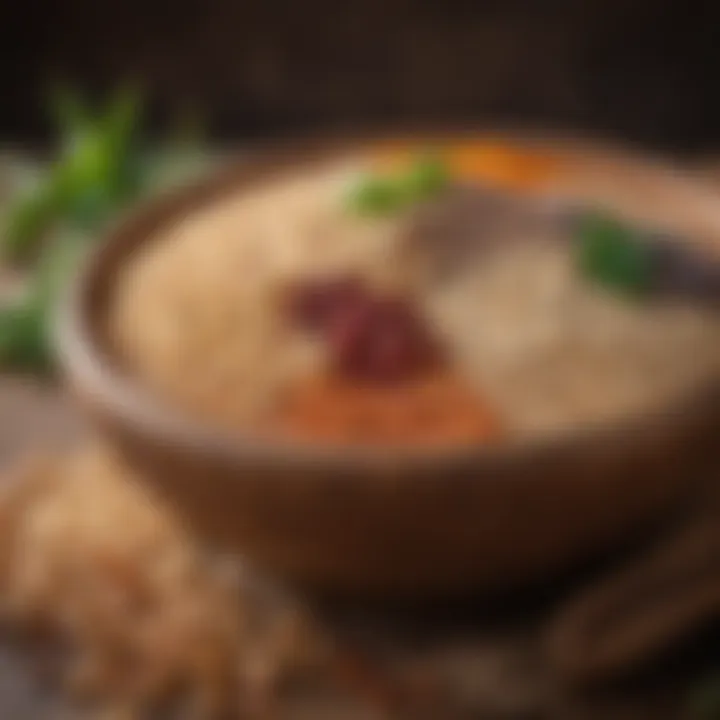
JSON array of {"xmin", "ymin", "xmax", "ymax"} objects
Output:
[{"xmin": 54, "ymin": 132, "xmax": 720, "ymax": 598}]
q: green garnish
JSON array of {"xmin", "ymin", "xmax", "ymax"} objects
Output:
[
  {"xmin": 346, "ymin": 151, "xmax": 450, "ymax": 216},
  {"xmin": 2, "ymin": 188, "xmax": 59, "ymax": 262},
  {"xmin": 0, "ymin": 86, "xmax": 145, "ymax": 370},
  {"xmin": 0, "ymin": 86, "xmax": 212, "ymax": 373},
  {"xmin": 0, "ymin": 229, "xmax": 91, "ymax": 372},
  {"xmin": 574, "ymin": 211, "xmax": 652, "ymax": 296},
  {"xmin": 2, "ymin": 85, "xmax": 144, "ymax": 264},
  {"xmin": 0, "ymin": 297, "xmax": 51, "ymax": 372},
  {"xmin": 404, "ymin": 153, "xmax": 449, "ymax": 199},
  {"xmin": 346, "ymin": 175, "xmax": 407, "ymax": 216}
]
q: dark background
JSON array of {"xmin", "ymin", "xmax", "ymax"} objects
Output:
[{"xmin": 3, "ymin": 0, "xmax": 720, "ymax": 153}]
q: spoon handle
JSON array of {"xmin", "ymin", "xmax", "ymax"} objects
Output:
[{"xmin": 544, "ymin": 513, "xmax": 720, "ymax": 687}]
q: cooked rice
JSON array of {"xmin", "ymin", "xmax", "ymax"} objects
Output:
[
  {"xmin": 111, "ymin": 160, "xmax": 418, "ymax": 429},
  {"xmin": 425, "ymin": 241, "xmax": 720, "ymax": 434},
  {"xmin": 110, "ymin": 160, "xmax": 720, "ymax": 438}
]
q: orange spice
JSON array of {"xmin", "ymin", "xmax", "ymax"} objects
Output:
[
  {"xmin": 448, "ymin": 141, "xmax": 559, "ymax": 190},
  {"xmin": 373, "ymin": 138, "xmax": 561, "ymax": 193},
  {"xmin": 270, "ymin": 371, "xmax": 503, "ymax": 446}
]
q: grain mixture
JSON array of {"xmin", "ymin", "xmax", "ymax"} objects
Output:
[
  {"xmin": 110, "ymin": 152, "xmax": 720, "ymax": 441},
  {"xmin": 0, "ymin": 447, "xmax": 325, "ymax": 718}
]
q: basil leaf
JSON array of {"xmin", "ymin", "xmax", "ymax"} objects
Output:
[{"xmin": 575, "ymin": 212, "xmax": 652, "ymax": 296}]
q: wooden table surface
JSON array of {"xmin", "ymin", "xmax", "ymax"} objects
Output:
[{"xmin": 0, "ymin": 360, "xmax": 707, "ymax": 720}]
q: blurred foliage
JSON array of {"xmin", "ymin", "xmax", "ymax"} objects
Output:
[{"xmin": 0, "ymin": 87, "xmax": 214, "ymax": 372}]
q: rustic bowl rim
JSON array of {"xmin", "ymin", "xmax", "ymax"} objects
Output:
[{"xmin": 53, "ymin": 128, "xmax": 720, "ymax": 475}]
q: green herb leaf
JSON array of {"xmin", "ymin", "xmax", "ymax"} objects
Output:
[
  {"xmin": 103, "ymin": 84, "xmax": 143, "ymax": 146},
  {"xmin": 0, "ymin": 229, "xmax": 91, "ymax": 372},
  {"xmin": 0, "ymin": 84, "xmax": 212, "ymax": 375},
  {"xmin": 0, "ymin": 296, "xmax": 51, "ymax": 372},
  {"xmin": 575, "ymin": 211, "xmax": 652, "ymax": 296},
  {"xmin": 345, "ymin": 175, "xmax": 407, "ymax": 216},
  {"xmin": 66, "ymin": 185, "xmax": 117, "ymax": 232},
  {"xmin": 101, "ymin": 84, "xmax": 145, "ymax": 201},
  {"xmin": 404, "ymin": 153, "xmax": 449, "ymax": 199},
  {"xmin": 2, "ymin": 183, "xmax": 60, "ymax": 264},
  {"xmin": 345, "ymin": 153, "xmax": 450, "ymax": 217},
  {"xmin": 2, "ymin": 87, "xmax": 146, "ymax": 263}
]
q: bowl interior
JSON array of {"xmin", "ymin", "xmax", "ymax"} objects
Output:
[{"xmin": 55, "ymin": 130, "xmax": 720, "ymax": 475}]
